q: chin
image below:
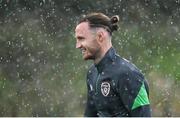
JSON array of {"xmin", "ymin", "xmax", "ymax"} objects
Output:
[
  {"xmin": 83, "ymin": 57, "xmax": 90, "ymax": 60},
  {"xmin": 83, "ymin": 55, "xmax": 94, "ymax": 60}
]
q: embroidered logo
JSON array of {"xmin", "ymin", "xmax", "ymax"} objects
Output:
[{"xmin": 101, "ymin": 82, "xmax": 110, "ymax": 96}]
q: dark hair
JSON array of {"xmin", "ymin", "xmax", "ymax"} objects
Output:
[{"xmin": 78, "ymin": 12, "xmax": 119, "ymax": 35}]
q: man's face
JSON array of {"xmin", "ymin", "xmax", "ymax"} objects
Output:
[{"xmin": 75, "ymin": 22, "xmax": 100, "ymax": 60}]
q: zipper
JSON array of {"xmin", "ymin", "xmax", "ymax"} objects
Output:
[{"xmin": 96, "ymin": 74, "xmax": 100, "ymax": 93}]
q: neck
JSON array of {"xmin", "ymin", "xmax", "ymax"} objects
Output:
[{"xmin": 94, "ymin": 43, "xmax": 112, "ymax": 64}]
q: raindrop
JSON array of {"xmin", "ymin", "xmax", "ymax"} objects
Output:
[
  {"xmin": 125, "ymin": 87, "xmax": 128, "ymax": 91},
  {"xmin": 69, "ymin": 80, "xmax": 72, "ymax": 85}
]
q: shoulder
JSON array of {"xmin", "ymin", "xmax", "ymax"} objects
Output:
[
  {"xmin": 114, "ymin": 55, "xmax": 145, "ymax": 85},
  {"xmin": 116, "ymin": 55, "xmax": 143, "ymax": 75}
]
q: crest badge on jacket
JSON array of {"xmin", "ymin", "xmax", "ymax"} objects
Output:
[{"xmin": 101, "ymin": 82, "xmax": 110, "ymax": 96}]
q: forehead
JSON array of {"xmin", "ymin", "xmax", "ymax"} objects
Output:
[{"xmin": 75, "ymin": 22, "xmax": 91, "ymax": 35}]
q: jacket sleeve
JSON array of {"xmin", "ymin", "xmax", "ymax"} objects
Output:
[
  {"xmin": 116, "ymin": 70, "xmax": 151, "ymax": 117},
  {"xmin": 84, "ymin": 75, "xmax": 98, "ymax": 117}
]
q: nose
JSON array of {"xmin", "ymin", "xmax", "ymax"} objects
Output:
[{"xmin": 76, "ymin": 41, "xmax": 82, "ymax": 49}]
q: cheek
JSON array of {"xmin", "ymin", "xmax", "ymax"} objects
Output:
[
  {"xmin": 88, "ymin": 40, "xmax": 100, "ymax": 52},
  {"xmin": 91, "ymin": 39, "xmax": 100, "ymax": 48},
  {"xmin": 83, "ymin": 37, "xmax": 99, "ymax": 49}
]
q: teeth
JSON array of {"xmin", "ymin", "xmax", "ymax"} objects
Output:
[{"xmin": 81, "ymin": 48, "xmax": 86, "ymax": 53}]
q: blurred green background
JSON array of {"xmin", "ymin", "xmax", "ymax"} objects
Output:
[{"xmin": 0, "ymin": 0, "xmax": 179, "ymax": 116}]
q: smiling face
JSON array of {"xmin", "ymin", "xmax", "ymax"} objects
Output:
[{"xmin": 75, "ymin": 22, "xmax": 101, "ymax": 60}]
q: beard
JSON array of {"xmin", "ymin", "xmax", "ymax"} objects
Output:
[{"xmin": 82, "ymin": 45, "xmax": 101, "ymax": 61}]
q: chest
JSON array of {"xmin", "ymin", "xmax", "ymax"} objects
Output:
[
  {"xmin": 87, "ymin": 70, "xmax": 121, "ymax": 109},
  {"xmin": 88, "ymin": 72, "xmax": 114, "ymax": 95}
]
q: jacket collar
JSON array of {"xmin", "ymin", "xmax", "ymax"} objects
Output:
[{"xmin": 95, "ymin": 47, "xmax": 116, "ymax": 73}]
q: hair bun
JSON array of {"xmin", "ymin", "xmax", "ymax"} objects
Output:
[
  {"xmin": 110, "ymin": 15, "xmax": 119, "ymax": 24},
  {"xmin": 110, "ymin": 15, "xmax": 119, "ymax": 32}
]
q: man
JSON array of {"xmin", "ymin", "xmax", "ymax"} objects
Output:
[{"xmin": 75, "ymin": 12, "xmax": 151, "ymax": 117}]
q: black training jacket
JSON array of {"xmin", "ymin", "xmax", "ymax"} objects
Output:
[{"xmin": 84, "ymin": 47, "xmax": 151, "ymax": 117}]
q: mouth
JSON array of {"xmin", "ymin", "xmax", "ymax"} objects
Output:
[{"xmin": 80, "ymin": 48, "xmax": 86, "ymax": 54}]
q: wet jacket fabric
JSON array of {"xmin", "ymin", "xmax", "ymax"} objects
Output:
[{"xmin": 84, "ymin": 47, "xmax": 151, "ymax": 117}]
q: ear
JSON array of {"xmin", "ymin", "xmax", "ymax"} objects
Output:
[{"xmin": 96, "ymin": 30, "xmax": 104, "ymax": 43}]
